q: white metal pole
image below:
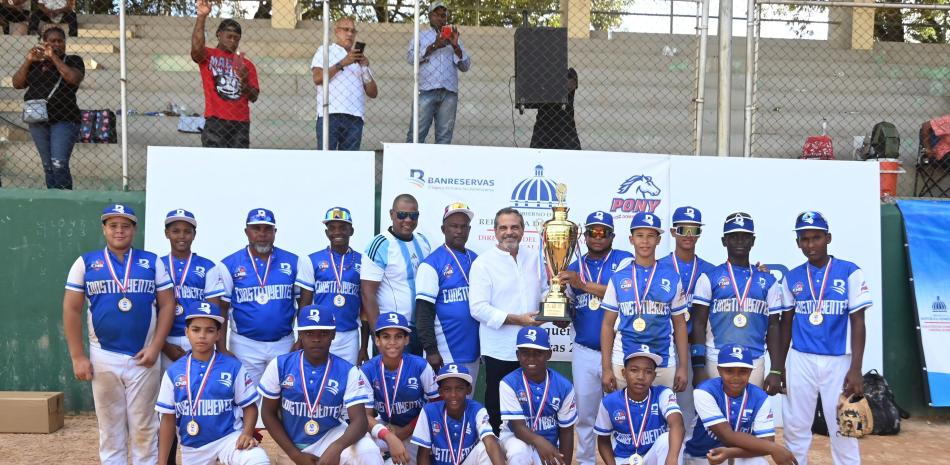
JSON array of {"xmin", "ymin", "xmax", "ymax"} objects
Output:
[
  {"xmin": 321, "ymin": 0, "xmax": 330, "ymax": 150},
  {"xmin": 412, "ymin": 0, "xmax": 420, "ymax": 143},
  {"xmin": 717, "ymin": 0, "xmax": 733, "ymax": 156},
  {"xmin": 119, "ymin": 0, "xmax": 128, "ymax": 189},
  {"xmin": 743, "ymin": 0, "xmax": 755, "ymax": 157},
  {"xmin": 694, "ymin": 0, "xmax": 711, "ymax": 156}
]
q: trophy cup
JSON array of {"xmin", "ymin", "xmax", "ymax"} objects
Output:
[{"xmin": 537, "ymin": 183, "xmax": 579, "ymax": 322}]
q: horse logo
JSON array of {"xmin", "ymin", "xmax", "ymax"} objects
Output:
[{"xmin": 617, "ymin": 175, "xmax": 662, "ymax": 198}]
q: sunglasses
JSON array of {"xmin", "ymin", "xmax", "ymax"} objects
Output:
[
  {"xmin": 585, "ymin": 228, "xmax": 613, "ymax": 239},
  {"xmin": 327, "ymin": 209, "xmax": 351, "ymax": 221},
  {"xmin": 673, "ymin": 225, "xmax": 702, "ymax": 237},
  {"xmin": 395, "ymin": 211, "xmax": 420, "ymax": 221}
]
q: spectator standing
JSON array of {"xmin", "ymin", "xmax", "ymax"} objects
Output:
[
  {"xmin": 28, "ymin": 0, "xmax": 77, "ymax": 37},
  {"xmin": 530, "ymin": 68, "xmax": 580, "ymax": 150},
  {"xmin": 1, "ymin": 0, "xmax": 30, "ymax": 35}
]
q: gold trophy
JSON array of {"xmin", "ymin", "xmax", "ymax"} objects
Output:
[{"xmin": 537, "ymin": 183, "xmax": 579, "ymax": 322}]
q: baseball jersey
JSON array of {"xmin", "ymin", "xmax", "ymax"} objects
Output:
[
  {"xmin": 155, "ymin": 351, "xmax": 258, "ymax": 448},
  {"xmin": 296, "ymin": 247, "xmax": 363, "ymax": 333},
  {"xmin": 258, "ymin": 351, "xmax": 371, "ymax": 447},
  {"xmin": 567, "ymin": 249, "xmax": 633, "ymax": 351},
  {"xmin": 161, "ymin": 253, "xmax": 220, "ymax": 338},
  {"xmin": 499, "ymin": 368, "xmax": 578, "ymax": 447},
  {"xmin": 780, "ymin": 257, "xmax": 872, "ymax": 356},
  {"xmin": 594, "ymin": 386, "xmax": 681, "ymax": 459},
  {"xmin": 415, "ymin": 245, "xmax": 480, "ymax": 363},
  {"xmin": 602, "ymin": 260, "xmax": 687, "ymax": 367},
  {"xmin": 361, "ymin": 353, "xmax": 438, "ymax": 427},
  {"xmin": 693, "ymin": 263, "xmax": 787, "ymax": 359},
  {"xmin": 411, "ymin": 400, "xmax": 495, "ymax": 465},
  {"xmin": 684, "ymin": 378, "xmax": 775, "ymax": 458},
  {"xmin": 65, "ymin": 248, "xmax": 173, "ymax": 356},
  {"xmin": 207, "ymin": 246, "xmax": 299, "ymax": 342},
  {"xmin": 657, "ymin": 253, "xmax": 716, "ymax": 335},
  {"xmin": 362, "ymin": 229, "xmax": 431, "ymax": 323}
]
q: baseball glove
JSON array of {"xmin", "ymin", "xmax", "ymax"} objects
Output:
[{"xmin": 837, "ymin": 394, "xmax": 873, "ymax": 438}]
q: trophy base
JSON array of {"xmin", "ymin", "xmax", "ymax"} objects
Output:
[{"xmin": 536, "ymin": 300, "xmax": 572, "ymax": 323}]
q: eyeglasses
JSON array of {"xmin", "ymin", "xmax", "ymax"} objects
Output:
[
  {"xmin": 395, "ymin": 211, "xmax": 420, "ymax": 221},
  {"xmin": 585, "ymin": 228, "xmax": 613, "ymax": 239},
  {"xmin": 673, "ymin": 225, "xmax": 702, "ymax": 237}
]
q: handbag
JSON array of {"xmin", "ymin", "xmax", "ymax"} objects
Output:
[{"xmin": 21, "ymin": 76, "xmax": 62, "ymax": 124}]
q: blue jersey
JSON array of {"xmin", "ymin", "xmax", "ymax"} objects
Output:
[
  {"xmin": 411, "ymin": 400, "xmax": 495, "ymax": 465},
  {"xmin": 361, "ymin": 353, "xmax": 438, "ymax": 427},
  {"xmin": 155, "ymin": 351, "xmax": 257, "ymax": 448},
  {"xmin": 684, "ymin": 378, "xmax": 775, "ymax": 458},
  {"xmin": 258, "ymin": 351, "xmax": 371, "ymax": 448},
  {"xmin": 361, "ymin": 230, "xmax": 432, "ymax": 323},
  {"xmin": 296, "ymin": 248, "xmax": 362, "ymax": 332},
  {"xmin": 779, "ymin": 257, "xmax": 872, "ymax": 356},
  {"xmin": 415, "ymin": 245, "xmax": 480, "ymax": 363},
  {"xmin": 693, "ymin": 263, "xmax": 787, "ymax": 359},
  {"xmin": 65, "ymin": 248, "xmax": 173, "ymax": 356},
  {"xmin": 594, "ymin": 386, "xmax": 681, "ymax": 459},
  {"xmin": 602, "ymin": 260, "xmax": 687, "ymax": 367},
  {"xmin": 567, "ymin": 249, "xmax": 633, "ymax": 351},
  {"xmin": 209, "ymin": 247, "xmax": 299, "ymax": 342},
  {"xmin": 657, "ymin": 253, "xmax": 715, "ymax": 335},
  {"xmin": 160, "ymin": 253, "xmax": 219, "ymax": 337},
  {"xmin": 499, "ymin": 368, "xmax": 578, "ymax": 447}
]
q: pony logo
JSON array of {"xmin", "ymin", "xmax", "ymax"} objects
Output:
[
  {"xmin": 832, "ymin": 279, "xmax": 846, "ymax": 295},
  {"xmin": 198, "ymin": 302, "xmax": 212, "ymax": 314},
  {"xmin": 660, "ymin": 278, "xmax": 671, "ymax": 292},
  {"xmin": 617, "ymin": 175, "xmax": 661, "ymax": 197},
  {"xmin": 219, "ymin": 372, "xmax": 233, "ymax": 388},
  {"xmin": 525, "ymin": 329, "xmax": 538, "ymax": 341},
  {"xmin": 611, "ymin": 174, "xmax": 662, "ymax": 213}
]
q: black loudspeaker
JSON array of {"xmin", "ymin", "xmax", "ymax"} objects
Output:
[{"xmin": 514, "ymin": 27, "xmax": 568, "ymax": 111}]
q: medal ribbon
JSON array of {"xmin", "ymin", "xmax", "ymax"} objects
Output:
[
  {"xmin": 632, "ymin": 263, "xmax": 658, "ymax": 315},
  {"xmin": 300, "ymin": 355, "xmax": 333, "ymax": 418},
  {"xmin": 623, "ymin": 388, "xmax": 652, "ymax": 453},
  {"xmin": 726, "ymin": 261, "xmax": 753, "ymax": 311},
  {"xmin": 379, "ymin": 357, "xmax": 404, "ymax": 420},
  {"xmin": 581, "ymin": 250, "xmax": 613, "ymax": 285},
  {"xmin": 520, "ymin": 370, "xmax": 551, "ymax": 431},
  {"xmin": 724, "ymin": 387, "xmax": 750, "ymax": 431},
  {"xmin": 103, "ymin": 247, "xmax": 133, "ymax": 294},
  {"xmin": 443, "ymin": 410, "xmax": 468, "ymax": 465},
  {"xmin": 806, "ymin": 257, "xmax": 833, "ymax": 315},
  {"xmin": 246, "ymin": 247, "xmax": 272, "ymax": 292},
  {"xmin": 186, "ymin": 351, "xmax": 218, "ymax": 418},
  {"xmin": 168, "ymin": 252, "xmax": 193, "ymax": 289},
  {"xmin": 444, "ymin": 244, "xmax": 471, "ymax": 285},
  {"xmin": 671, "ymin": 255, "xmax": 698, "ymax": 296},
  {"xmin": 328, "ymin": 247, "xmax": 349, "ymax": 296}
]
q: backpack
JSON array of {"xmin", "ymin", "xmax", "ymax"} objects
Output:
[
  {"xmin": 810, "ymin": 370, "xmax": 909, "ymax": 436},
  {"xmin": 868, "ymin": 121, "xmax": 900, "ymax": 159}
]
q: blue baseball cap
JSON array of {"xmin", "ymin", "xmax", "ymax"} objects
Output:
[
  {"xmin": 246, "ymin": 208, "xmax": 276, "ymax": 226},
  {"xmin": 515, "ymin": 326, "xmax": 551, "ymax": 351},
  {"xmin": 164, "ymin": 208, "xmax": 197, "ymax": 227},
  {"xmin": 672, "ymin": 206, "xmax": 703, "ymax": 225},
  {"xmin": 376, "ymin": 312, "xmax": 412, "ymax": 334},
  {"xmin": 630, "ymin": 212, "xmax": 663, "ymax": 233},
  {"xmin": 323, "ymin": 207, "xmax": 353, "ymax": 225},
  {"xmin": 436, "ymin": 363, "xmax": 473, "ymax": 385},
  {"xmin": 794, "ymin": 211, "xmax": 829, "ymax": 232},
  {"xmin": 184, "ymin": 300, "xmax": 225, "ymax": 324},
  {"xmin": 723, "ymin": 212, "xmax": 754, "ymax": 234},
  {"xmin": 623, "ymin": 345, "xmax": 662, "ymax": 366},
  {"xmin": 717, "ymin": 343, "xmax": 755, "ymax": 369},
  {"xmin": 296, "ymin": 304, "xmax": 336, "ymax": 331},
  {"xmin": 101, "ymin": 204, "xmax": 137, "ymax": 223},
  {"xmin": 585, "ymin": 211, "xmax": 614, "ymax": 230}
]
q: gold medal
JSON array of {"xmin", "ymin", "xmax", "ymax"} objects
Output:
[
  {"xmin": 333, "ymin": 294, "xmax": 346, "ymax": 307},
  {"xmin": 175, "ymin": 303, "xmax": 184, "ymax": 316},
  {"xmin": 809, "ymin": 311, "xmax": 824, "ymax": 326},
  {"xmin": 118, "ymin": 297, "xmax": 133, "ymax": 312},
  {"xmin": 633, "ymin": 317, "xmax": 647, "ymax": 332},
  {"xmin": 304, "ymin": 419, "xmax": 320, "ymax": 436},
  {"xmin": 186, "ymin": 419, "xmax": 200, "ymax": 436},
  {"xmin": 684, "ymin": 311, "xmax": 691, "ymax": 322},
  {"xmin": 628, "ymin": 453, "xmax": 644, "ymax": 465},
  {"xmin": 733, "ymin": 313, "xmax": 748, "ymax": 328},
  {"xmin": 589, "ymin": 296, "xmax": 601, "ymax": 310},
  {"xmin": 255, "ymin": 291, "xmax": 269, "ymax": 305}
]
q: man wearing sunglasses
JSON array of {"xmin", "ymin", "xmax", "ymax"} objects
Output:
[
  {"xmin": 362, "ymin": 194, "xmax": 432, "ymax": 356},
  {"xmin": 556, "ymin": 211, "xmax": 632, "ymax": 465},
  {"xmin": 657, "ymin": 206, "xmax": 716, "ymax": 431},
  {"xmin": 690, "ymin": 213, "xmax": 786, "ymax": 390}
]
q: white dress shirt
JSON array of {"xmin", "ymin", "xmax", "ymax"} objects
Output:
[{"xmin": 469, "ymin": 245, "xmax": 546, "ymax": 361}]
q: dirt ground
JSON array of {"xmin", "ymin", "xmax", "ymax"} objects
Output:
[{"xmin": 1, "ymin": 415, "xmax": 947, "ymax": 464}]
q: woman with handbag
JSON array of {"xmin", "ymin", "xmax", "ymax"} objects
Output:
[{"xmin": 12, "ymin": 26, "xmax": 84, "ymax": 190}]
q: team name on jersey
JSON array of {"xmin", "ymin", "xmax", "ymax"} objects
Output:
[
  {"xmin": 176, "ymin": 285, "xmax": 205, "ymax": 300},
  {"xmin": 374, "ymin": 398, "xmax": 425, "ymax": 416},
  {"xmin": 85, "ymin": 279, "xmax": 156, "ymax": 295},
  {"xmin": 618, "ymin": 300, "xmax": 669, "ymax": 316},
  {"xmin": 172, "ymin": 399, "xmax": 234, "ymax": 416},
  {"xmin": 441, "ymin": 286, "xmax": 469, "ymax": 304},
  {"xmin": 281, "ymin": 399, "xmax": 342, "ymax": 418},
  {"xmin": 313, "ymin": 281, "xmax": 360, "ymax": 295},
  {"xmin": 614, "ymin": 427, "xmax": 667, "ymax": 446},
  {"xmin": 711, "ymin": 298, "xmax": 769, "ymax": 315},
  {"xmin": 234, "ymin": 284, "xmax": 293, "ymax": 303},
  {"xmin": 793, "ymin": 300, "xmax": 848, "ymax": 316}
]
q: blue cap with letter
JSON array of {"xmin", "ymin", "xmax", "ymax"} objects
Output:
[
  {"xmin": 672, "ymin": 206, "xmax": 703, "ymax": 225},
  {"xmin": 629, "ymin": 211, "xmax": 663, "ymax": 233},
  {"xmin": 101, "ymin": 204, "xmax": 137, "ymax": 223},
  {"xmin": 585, "ymin": 211, "xmax": 614, "ymax": 229},
  {"xmin": 623, "ymin": 344, "xmax": 662, "ymax": 365},
  {"xmin": 436, "ymin": 363, "xmax": 473, "ymax": 385},
  {"xmin": 296, "ymin": 304, "xmax": 336, "ymax": 331},
  {"xmin": 717, "ymin": 343, "xmax": 755, "ymax": 369},
  {"xmin": 794, "ymin": 211, "xmax": 829, "ymax": 232},
  {"xmin": 723, "ymin": 212, "xmax": 755, "ymax": 234},
  {"xmin": 246, "ymin": 208, "xmax": 276, "ymax": 226},
  {"xmin": 515, "ymin": 326, "xmax": 551, "ymax": 351},
  {"xmin": 375, "ymin": 312, "xmax": 412, "ymax": 334},
  {"xmin": 184, "ymin": 300, "xmax": 225, "ymax": 324},
  {"xmin": 165, "ymin": 208, "xmax": 197, "ymax": 227}
]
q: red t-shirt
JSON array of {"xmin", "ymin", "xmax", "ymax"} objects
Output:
[{"xmin": 199, "ymin": 47, "xmax": 259, "ymax": 122}]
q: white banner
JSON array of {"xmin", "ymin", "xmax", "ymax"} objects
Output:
[{"xmin": 144, "ymin": 147, "xmax": 376, "ymax": 268}]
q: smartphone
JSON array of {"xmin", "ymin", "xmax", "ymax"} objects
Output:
[
  {"xmin": 354, "ymin": 42, "xmax": 366, "ymax": 53},
  {"xmin": 441, "ymin": 25, "xmax": 452, "ymax": 39}
]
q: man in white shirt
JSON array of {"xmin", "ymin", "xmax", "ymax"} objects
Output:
[
  {"xmin": 469, "ymin": 207, "xmax": 546, "ymax": 434},
  {"xmin": 311, "ymin": 17, "xmax": 378, "ymax": 150}
]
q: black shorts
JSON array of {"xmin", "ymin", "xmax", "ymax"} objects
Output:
[{"xmin": 201, "ymin": 117, "xmax": 250, "ymax": 149}]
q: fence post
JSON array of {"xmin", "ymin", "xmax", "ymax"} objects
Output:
[
  {"xmin": 743, "ymin": 0, "xmax": 756, "ymax": 157},
  {"xmin": 717, "ymin": 0, "xmax": 733, "ymax": 156},
  {"xmin": 561, "ymin": 0, "xmax": 591, "ymax": 39},
  {"xmin": 119, "ymin": 0, "xmax": 129, "ymax": 190},
  {"xmin": 693, "ymin": 0, "xmax": 711, "ymax": 156}
]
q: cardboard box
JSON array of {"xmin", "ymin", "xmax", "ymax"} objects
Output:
[{"xmin": 0, "ymin": 392, "xmax": 64, "ymax": 433}]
